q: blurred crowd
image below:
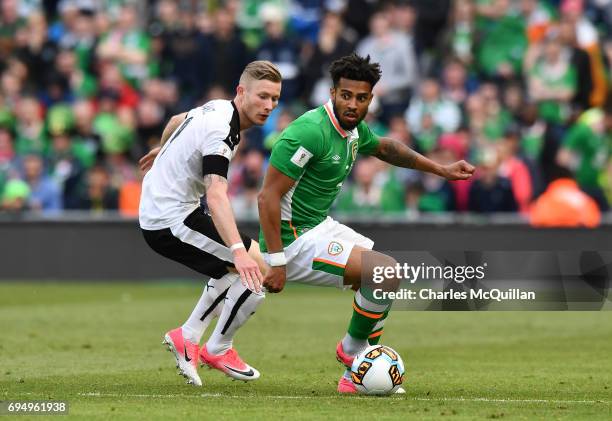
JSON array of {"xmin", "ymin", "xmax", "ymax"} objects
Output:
[{"xmin": 0, "ymin": 0, "xmax": 611, "ymax": 225}]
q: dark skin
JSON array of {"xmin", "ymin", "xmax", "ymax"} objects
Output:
[{"xmin": 258, "ymin": 78, "xmax": 475, "ymax": 293}]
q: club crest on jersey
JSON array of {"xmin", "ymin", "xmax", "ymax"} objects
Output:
[
  {"xmin": 328, "ymin": 241, "xmax": 343, "ymax": 256},
  {"xmin": 351, "ymin": 142, "xmax": 358, "ymax": 161},
  {"xmin": 217, "ymin": 144, "xmax": 232, "ymax": 159},
  {"xmin": 290, "ymin": 146, "xmax": 313, "ymax": 168}
]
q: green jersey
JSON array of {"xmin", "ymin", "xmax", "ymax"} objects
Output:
[
  {"xmin": 259, "ymin": 101, "xmax": 380, "ymax": 252},
  {"xmin": 530, "ymin": 59, "xmax": 576, "ymax": 124},
  {"xmin": 563, "ymin": 110, "xmax": 610, "ymax": 188}
]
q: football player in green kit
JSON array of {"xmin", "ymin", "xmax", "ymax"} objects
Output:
[{"xmin": 257, "ymin": 54, "xmax": 475, "ymax": 393}]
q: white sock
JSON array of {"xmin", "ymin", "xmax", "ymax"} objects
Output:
[
  {"xmin": 205, "ymin": 281, "xmax": 265, "ymax": 355},
  {"xmin": 181, "ymin": 273, "xmax": 237, "ymax": 344},
  {"xmin": 341, "ymin": 334, "xmax": 368, "ymax": 357}
]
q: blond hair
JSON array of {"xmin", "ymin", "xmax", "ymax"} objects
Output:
[{"xmin": 239, "ymin": 61, "xmax": 282, "ymax": 85}]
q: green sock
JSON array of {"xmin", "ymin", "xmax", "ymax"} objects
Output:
[
  {"xmin": 343, "ymin": 289, "xmax": 392, "ymax": 356},
  {"xmin": 346, "ymin": 288, "xmax": 391, "ymax": 339},
  {"xmin": 367, "ymin": 309, "xmax": 389, "ymax": 345},
  {"xmin": 347, "ymin": 296, "xmax": 386, "ymax": 340}
]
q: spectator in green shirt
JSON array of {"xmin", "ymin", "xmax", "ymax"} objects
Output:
[
  {"xmin": 335, "ymin": 157, "xmax": 405, "ymax": 215},
  {"xmin": 14, "ymin": 96, "xmax": 48, "ymax": 157},
  {"xmin": 557, "ymin": 108, "xmax": 610, "ymax": 210},
  {"xmin": 97, "ymin": 3, "xmax": 154, "ymax": 88},
  {"xmin": 444, "ymin": 0, "xmax": 476, "ymax": 66},
  {"xmin": 407, "ymin": 149, "xmax": 458, "ymax": 213},
  {"xmin": 525, "ymin": 33, "xmax": 577, "ymax": 125},
  {"xmin": 1, "ymin": 178, "xmax": 30, "ymax": 212},
  {"xmin": 263, "ymin": 108, "xmax": 295, "ymax": 151},
  {"xmin": 518, "ymin": 102, "xmax": 547, "ymax": 163},
  {"xmin": 0, "ymin": 126, "xmax": 16, "ymax": 199},
  {"xmin": 475, "ymin": 0, "xmax": 527, "ymax": 80},
  {"xmin": 405, "ymin": 78, "xmax": 461, "ymax": 153},
  {"xmin": 0, "ymin": 0, "xmax": 26, "ymax": 61},
  {"xmin": 466, "ymin": 86, "xmax": 511, "ymax": 148}
]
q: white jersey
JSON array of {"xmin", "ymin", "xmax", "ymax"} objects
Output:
[{"xmin": 139, "ymin": 99, "xmax": 241, "ymax": 230}]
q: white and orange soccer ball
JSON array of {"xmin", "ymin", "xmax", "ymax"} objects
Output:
[{"xmin": 350, "ymin": 345, "xmax": 405, "ymax": 395}]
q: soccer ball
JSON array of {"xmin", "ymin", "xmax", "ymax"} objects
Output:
[{"xmin": 350, "ymin": 345, "xmax": 405, "ymax": 395}]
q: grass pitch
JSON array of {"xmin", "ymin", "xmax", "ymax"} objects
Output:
[{"xmin": 1, "ymin": 282, "xmax": 611, "ymax": 420}]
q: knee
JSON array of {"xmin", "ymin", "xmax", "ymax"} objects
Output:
[
  {"xmin": 345, "ymin": 272, "xmax": 361, "ymax": 291},
  {"xmin": 245, "ymin": 289, "xmax": 266, "ymax": 312},
  {"xmin": 346, "ymin": 249, "xmax": 401, "ymax": 292},
  {"xmin": 372, "ymin": 255, "xmax": 401, "ymax": 292}
]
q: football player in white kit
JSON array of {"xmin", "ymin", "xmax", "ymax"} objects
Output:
[{"xmin": 139, "ymin": 61, "xmax": 281, "ymax": 386}]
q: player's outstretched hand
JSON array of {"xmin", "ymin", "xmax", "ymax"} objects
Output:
[
  {"xmin": 139, "ymin": 146, "xmax": 161, "ymax": 173},
  {"xmin": 263, "ymin": 266, "xmax": 286, "ymax": 293},
  {"xmin": 442, "ymin": 160, "xmax": 475, "ymax": 181},
  {"xmin": 233, "ymin": 249, "xmax": 263, "ymax": 293}
]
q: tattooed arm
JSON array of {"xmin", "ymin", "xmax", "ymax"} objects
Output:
[{"xmin": 373, "ymin": 137, "xmax": 475, "ymax": 180}]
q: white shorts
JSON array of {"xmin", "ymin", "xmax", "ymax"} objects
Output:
[{"xmin": 266, "ymin": 217, "xmax": 374, "ymax": 289}]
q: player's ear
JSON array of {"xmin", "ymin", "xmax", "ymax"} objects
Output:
[
  {"xmin": 330, "ymin": 86, "xmax": 336, "ymax": 99},
  {"xmin": 236, "ymin": 84, "xmax": 245, "ymax": 97}
]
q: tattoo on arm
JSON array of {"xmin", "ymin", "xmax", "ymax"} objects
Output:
[
  {"xmin": 203, "ymin": 174, "xmax": 228, "ymax": 192},
  {"xmin": 374, "ymin": 138, "xmax": 418, "ymax": 169}
]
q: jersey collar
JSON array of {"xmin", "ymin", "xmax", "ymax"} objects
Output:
[
  {"xmin": 230, "ymin": 100, "xmax": 241, "ymax": 132},
  {"xmin": 323, "ymin": 100, "xmax": 349, "ymax": 138}
]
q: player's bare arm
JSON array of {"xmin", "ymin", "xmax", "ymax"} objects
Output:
[
  {"xmin": 160, "ymin": 112, "xmax": 188, "ymax": 146},
  {"xmin": 139, "ymin": 112, "xmax": 188, "ymax": 172},
  {"xmin": 204, "ymin": 173, "xmax": 263, "ymax": 292},
  {"xmin": 257, "ymin": 165, "xmax": 296, "ymax": 293},
  {"xmin": 373, "ymin": 137, "xmax": 476, "ymax": 180}
]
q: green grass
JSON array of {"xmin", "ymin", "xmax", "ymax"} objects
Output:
[{"xmin": 1, "ymin": 282, "xmax": 611, "ymax": 420}]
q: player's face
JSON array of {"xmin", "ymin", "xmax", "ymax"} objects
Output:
[
  {"xmin": 239, "ymin": 79, "xmax": 281, "ymax": 126},
  {"xmin": 331, "ymin": 78, "xmax": 373, "ymax": 130}
]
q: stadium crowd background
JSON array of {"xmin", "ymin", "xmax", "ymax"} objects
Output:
[{"xmin": 0, "ymin": 0, "xmax": 611, "ymax": 225}]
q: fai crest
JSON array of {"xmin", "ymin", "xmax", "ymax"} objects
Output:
[
  {"xmin": 351, "ymin": 142, "xmax": 358, "ymax": 161},
  {"xmin": 328, "ymin": 241, "xmax": 344, "ymax": 256}
]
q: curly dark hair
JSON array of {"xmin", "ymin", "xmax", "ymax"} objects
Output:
[{"xmin": 329, "ymin": 53, "xmax": 382, "ymax": 88}]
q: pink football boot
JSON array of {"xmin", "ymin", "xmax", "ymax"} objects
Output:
[{"xmin": 162, "ymin": 327, "xmax": 202, "ymax": 386}]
